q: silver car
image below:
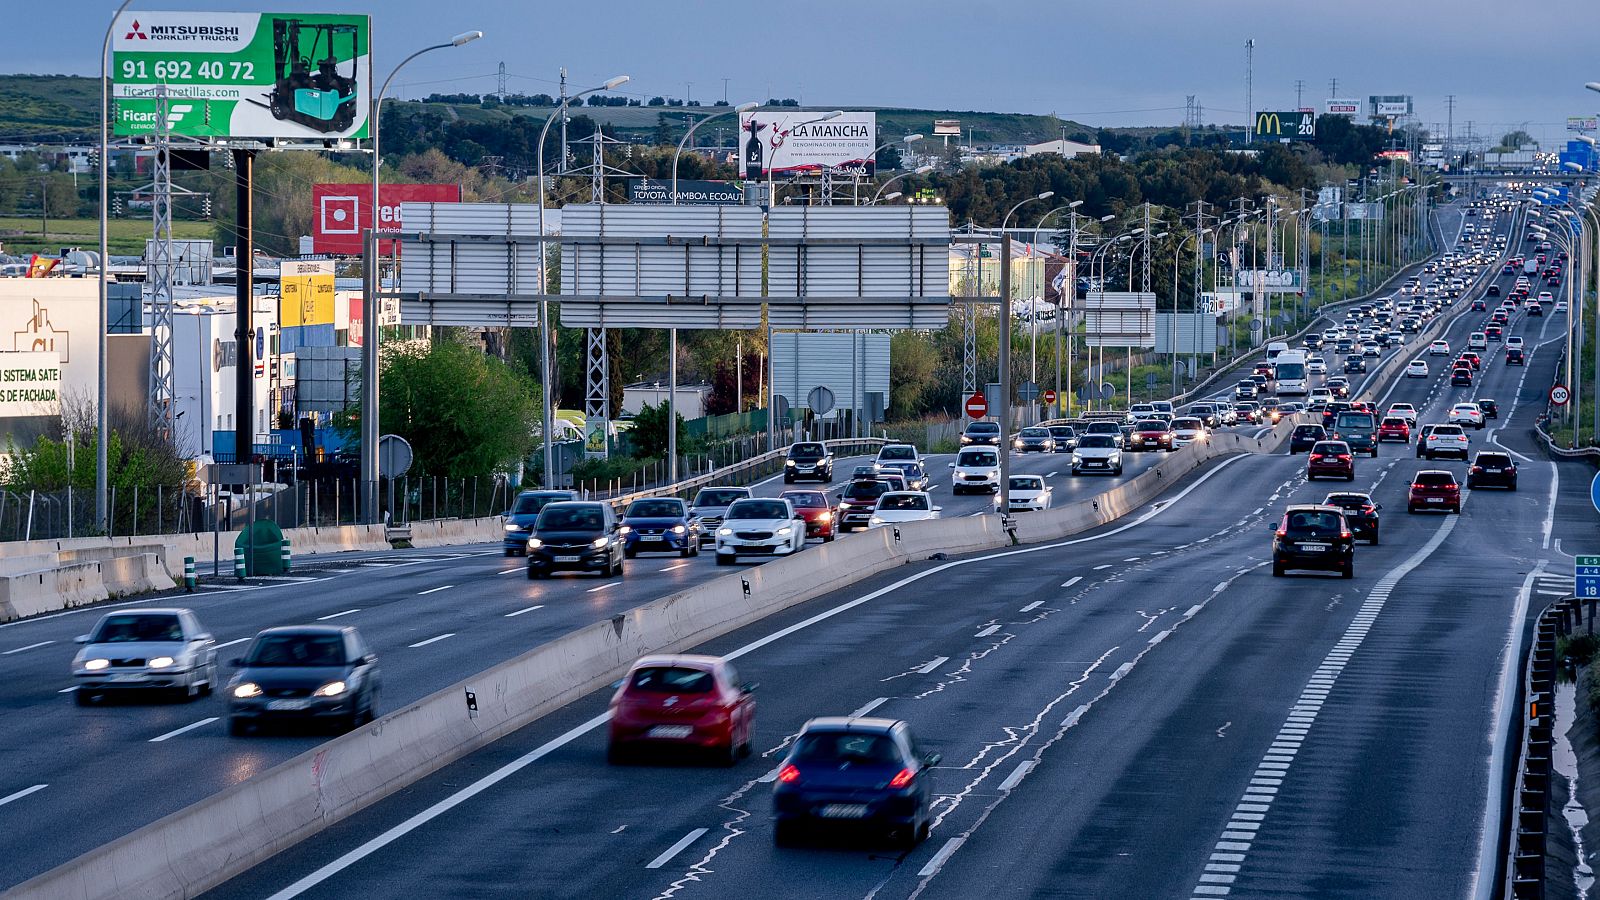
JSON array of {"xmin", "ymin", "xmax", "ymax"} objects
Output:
[{"xmin": 72, "ymin": 608, "xmax": 219, "ymax": 704}]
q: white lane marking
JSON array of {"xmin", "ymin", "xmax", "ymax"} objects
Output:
[
  {"xmin": 998, "ymin": 760, "xmax": 1035, "ymax": 792},
  {"xmin": 1020, "ymin": 601, "xmax": 1045, "ymax": 613},
  {"xmin": 1093, "ymin": 564, "xmax": 1113, "ymax": 571},
  {"xmin": 1471, "ymin": 565, "xmax": 1544, "ymax": 900},
  {"xmin": 850, "ymin": 697, "xmax": 889, "ymax": 717},
  {"xmin": 917, "ymin": 836, "xmax": 967, "ymax": 877},
  {"xmin": 1045, "ymin": 471, "xmax": 1058, "ymax": 478},
  {"xmin": 917, "ymin": 656, "xmax": 951, "ymax": 675},
  {"xmin": 148, "ymin": 717, "xmax": 219, "ymax": 743},
  {"xmin": 587, "ymin": 582, "xmax": 620, "ymax": 593},
  {"xmin": 417, "ymin": 585, "xmax": 454, "ymax": 596},
  {"xmin": 645, "ymin": 827, "xmax": 709, "ymax": 869},
  {"xmin": 407, "ymin": 633, "xmax": 455, "ymax": 649},
  {"xmin": 0, "ymin": 784, "xmax": 48, "ymax": 807},
  {"xmin": 497, "ymin": 568, "xmax": 521, "ymax": 576},
  {"xmin": 316, "ymin": 609, "xmax": 361, "ymax": 621},
  {"xmin": 504, "ymin": 605, "xmax": 545, "ymax": 618},
  {"xmin": 2, "ymin": 640, "xmax": 54, "ymax": 655},
  {"xmin": 262, "ymin": 452, "xmax": 1255, "ymax": 899},
  {"xmin": 58, "ymin": 686, "xmax": 78, "ymax": 693},
  {"xmin": 1542, "ymin": 462, "xmax": 1558, "ymax": 550},
  {"xmin": 660, "ymin": 562, "xmax": 691, "ymax": 572},
  {"xmin": 214, "ymin": 637, "xmax": 252, "ymax": 650},
  {"xmin": 975, "ymin": 624, "xmax": 1002, "ymax": 638},
  {"xmin": 1062, "ymin": 576, "xmax": 1082, "ymax": 588},
  {"xmin": 1123, "ymin": 557, "xmax": 1141, "ymax": 562}
]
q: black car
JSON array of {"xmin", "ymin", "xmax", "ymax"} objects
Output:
[
  {"xmin": 784, "ymin": 442, "xmax": 833, "ymax": 483},
  {"xmin": 1450, "ymin": 366, "xmax": 1473, "ymax": 386},
  {"xmin": 960, "ymin": 421, "xmax": 1001, "ymax": 446},
  {"xmin": 1506, "ymin": 347, "xmax": 1525, "ymax": 365},
  {"xmin": 773, "ymin": 717, "xmax": 939, "ymax": 848},
  {"xmin": 1289, "ymin": 423, "xmax": 1328, "ymax": 454},
  {"xmin": 1344, "ymin": 355, "xmax": 1367, "ymax": 374},
  {"xmin": 1477, "ymin": 398, "xmax": 1499, "ymax": 419},
  {"xmin": 503, "ymin": 490, "xmax": 579, "ymax": 556},
  {"xmin": 1468, "ymin": 451, "xmax": 1518, "ymax": 490},
  {"xmin": 526, "ymin": 501, "xmax": 626, "ymax": 578},
  {"xmin": 226, "ymin": 626, "xmax": 381, "ymax": 735},
  {"xmin": 1047, "ymin": 425, "xmax": 1078, "ymax": 451},
  {"xmin": 1271, "ymin": 504, "xmax": 1355, "ymax": 578},
  {"xmin": 1322, "ymin": 492, "xmax": 1381, "ymax": 544},
  {"xmin": 1329, "ymin": 410, "xmax": 1378, "ymax": 458},
  {"xmin": 879, "ymin": 459, "xmax": 931, "ymax": 491},
  {"xmin": 1487, "ymin": 284, "xmax": 1501, "ymax": 296}
]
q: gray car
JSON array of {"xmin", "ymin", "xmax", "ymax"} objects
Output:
[
  {"xmin": 72, "ymin": 608, "xmax": 219, "ymax": 704},
  {"xmin": 689, "ymin": 486, "xmax": 753, "ymax": 546}
]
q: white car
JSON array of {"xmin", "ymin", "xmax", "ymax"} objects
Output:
[
  {"xmin": 1467, "ymin": 332, "xmax": 1487, "ymax": 350},
  {"xmin": 1000, "ymin": 476, "xmax": 1052, "ymax": 512},
  {"xmin": 876, "ymin": 443, "xmax": 921, "ymax": 467},
  {"xmin": 1124, "ymin": 403, "xmax": 1156, "ymax": 424},
  {"xmin": 1361, "ymin": 340, "xmax": 1381, "ymax": 357},
  {"xmin": 870, "ymin": 491, "xmax": 941, "ymax": 526},
  {"xmin": 1405, "ymin": 360, "xmax": 1429, "ymax": 378},
  {"xmin": 1170, "ymin": 417, "xmax": 1208, "ymax": 447},
  {"xmin": 1423, "ymin": 424, "xmax": 1471, "ymax": 460},
  {"xmin": 1556, "ymin": 300, "xmax": 1569, "ymax": 313},
  {"xmin": 950, "ymin": 446, "xmax": 1001, "ymax": 494},
  {"xmin": 1506, "ymin": 336, "xmax": 1525, "ymax": 351},
  {"xmin": 1538, "ymin": 291, "xmax": 1554, "ymax": 303},
  {"xmin": 1449, "ymin": 403, "xmax": 1486, "ymax": 430},
  {"xmin": 714, "ymin": 497, "xmax": 806, "ymax": 565},
  {"xmin": 1307, "ymin": 357, "xmax": 1327, "ymax": 375},
  {"xmin": 72, "ymin": 608, "xmax": 220, "ymax": 704},
  {"xmin": 1428, "ymin": 340, "xmax": 1450, "ymax": 357},
  {"xmin": 1071, "ymin": 434, "xmax": 1124, "ymax": 475},
  {"xmin": 1387, "ymin": 403, "xmax": 1418, "ymax": 426}
]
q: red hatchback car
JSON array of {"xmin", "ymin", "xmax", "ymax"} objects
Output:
[
  {"xmin": 781, "ymin": 489, "xmax": 836, "ymax": 542},
  {"xmin": 1407, "ymin": 470, "xmax": 1462, "ymax": 514},
  {"xmin": 608, "ymin": 655, "xmax": 756, "ymax": 764},
  {"xmin": 1307, "ymin": 440, "xmax": 1356, "ymax": 481},
  {"xmin": 1377, "ymin": 417, "xmax": 1411, "ymax": 443}
]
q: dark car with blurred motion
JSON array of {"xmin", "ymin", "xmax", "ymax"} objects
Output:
[
  {"xmin": 1289, "ymin": 424, "xmax": 1327, "ymax": 454},
  {"xmin": 1271, "ymin": 504, "xmax": 1355, "ymax": 578},
  {"xmin": 227, "ymin": 625, "xmax": 380, "ymax": 735},
  {"xmin": 772, "ymin": 717, "xmax": 939, "ymax": 848},
  {"xmin": 621, "ymin": 497, "xmax": 700, "ymax": 558},
  {"xmin": 503, "ymin": 489, "xmax": 579, "ymax": 556},
  {"xmin": 1322, "ymin": 492, "xmax": 1381, "ymax": 544}
]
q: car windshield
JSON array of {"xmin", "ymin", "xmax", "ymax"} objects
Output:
[
  {"xmin": 628, "ymin": 666, "xmax": 715, "ymax": 694},
  {"xmin": 1415, "ymin": 472, "xmax": 1457, "ymax": 486},
  {"xmin": 511, "ymin": 493, "xmax": 567, "ymax": 515},
  {"xmin": 1049, "ymin": 427, "xmax": 1076, "ymax": 439},
  {"xmin": 843, "ymin": 481, "xmax": 889, "ymax": 501},
  {"xmin": 1135, "ymin": 420, "xmax": 1166, "ymax": 431},
  {"xmin": 1285, "ymin": 510, "xmax": 1345, "ymax": 535},
  {"xmin": 626, "ymin": 499, "xmax": 684, "ymax": 518},
  {"xmin": 1382, "ymin": 418, "xmax": 1406, "ymax": 427},
  {"xmin": 1433, "ymin": 426, "xmax": 1464, "ymax": 436},
  {"xmin": 538, "ymin": 506, "xmax": 605, "ymax": 531},
  {"xmin": 879, "ymin": 494, "xmax": 930, "ymax": 511},
  {"xmin": 727, "ymin": 500, "xmax": 789, "ymax": 520},
  {"xmin": 783, "ymin": 492, "xmax": 827, "ymax": 509},
  {"xmin": 966, "ymin": 423, "xmax": 999, "ymax": 435},
  {"xmin": 1323, "ymin": 494, "xmax": 1367, "ymax": 509},
  {"xmin": 958, "ymin": 450, "xmax": 999, "ymax": 467},
  {"xmin": 92, "ymin": 614, "xmax": 182, "ymax": 643},
  {"xmin": 1335, "ymin": 413, "xmax": 1375, "ymax": 431},
  {"xmin": 1172, "ymin": 419, "xmax": 1201, "ymax": 430},
  {"xmin": 1019, "ymin": 428, "xmax": 1048, "ymax": 438},
  {"xmin": 789, "ymin": 443, "xmax": 826, "ymax": 460},
  {"xmin": 878, "ymin": 445, "xmax": 917, "ymax": 460},
  {"xmin": 1476, "ymin": 454, "xmax": 1512, "ymax": 466},
  {"xmin": 693, "ymin": 489, "xmax": 749, "ymax": 508},
  {"xmin": 1009, "ymin": 477, "xmax": 1043, "ymax": 491},
  {"xmin": 792, "ymin": 732, "xmax": 902, "ymax": 765},
  {"xmin": 1078, "ymin": 435, "xmax": 1116, "ymax": 448},
  {"xmin": 1312, "ymin": 443, "xmax": 1347, "ymax": 454},
  {"xmin": 1086, "ymin": 423, "xmax": 1119, "ymax": 435},
  {"xmin": 245, "ymin": 634, "xmax": 345, "ymax": 667},
  {"xmin": 1294, "ymin": 426, "xmax": 1325, "ymax": 437}
]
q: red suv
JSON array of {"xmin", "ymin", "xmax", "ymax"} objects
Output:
[
  {"xmin": 1377, "ymin": 417, "xmax": 1411, "ymax": 443},
  {"xmin": 607, "ymin": 655, "xmax": 755, "ymax": 763},
  {"xmin": 1307, "ymin": 441, "xmax": 1355, "ymax": 481},
  {"xmin": 1407, "ymin": 470, "xmax": 1461, "ymax": 514}
]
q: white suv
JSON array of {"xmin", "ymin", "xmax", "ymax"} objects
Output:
[
  {"xmin": 1387, "ymin": 403, "xmax": 1418, "ymax": 426},
  {"xmin": 950, "ymin": 446, "xmax": 1001, "ymax": 494},
  {"xmin": 1467, "ymin": 332, "xmax": 1487, "ymax": 350},
  {"xmin": 1429, "ymin": 340, "xmax": 1451, "ymax": 356},
  {"xmin": 714, "ymin": 498, "xmax": 805, "ymax": 565},
  {"xmin": 1423, "ymin": 424, "xmax": 1471, "ymax": 460},
  {"xmin": 1449, "ymin": 403, "xmax": 1486, "ymax": 430}
]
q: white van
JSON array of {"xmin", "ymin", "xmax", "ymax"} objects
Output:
[
  {"xmin": 1265, "ymin": 341, "xmax": 1290, "ymax": 361},
  {"xmin": 1273, "ymin": 349, "xmax": 1310, "ymax": 396}
]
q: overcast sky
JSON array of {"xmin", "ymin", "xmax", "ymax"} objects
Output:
[{"xmin": 13, "ymin": 0, "xmax": 1596, "ymax": 146}]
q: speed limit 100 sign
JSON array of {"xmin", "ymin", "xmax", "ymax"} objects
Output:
[{"xmin": 1550, "ymin": 384, "xmax": 1571, "ymax": 406}]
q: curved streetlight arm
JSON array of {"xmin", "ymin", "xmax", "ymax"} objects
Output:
[
  {"xmin": 871, "ymin": 165, "xmax": 933, "ymax": 202},
  {"xmin": 672, "ymin": 101, "xmax": 757, "ymax": 203}
]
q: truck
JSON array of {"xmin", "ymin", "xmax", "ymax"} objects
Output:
[
  {"xmin": 1273, "ymin": 349, "xmax": 1310, "ymax": 396},
  {"xmin": 1523, "ymin": 258, "xmax": 1540, "ymax": 276}
]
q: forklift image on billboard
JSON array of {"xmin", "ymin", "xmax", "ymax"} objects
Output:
[{"xmin": 256, "ymin": 18, "xmax": 360, "ymax": 133}]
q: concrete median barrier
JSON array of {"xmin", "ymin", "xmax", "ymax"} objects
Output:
[{"xmin": 0, "ymin": 562, "xmax": 106, "ymax": 623}]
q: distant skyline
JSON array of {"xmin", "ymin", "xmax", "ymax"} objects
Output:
[{"xmin": 10, "ymin": 0, "xmax": 1597, "ymax": 146}]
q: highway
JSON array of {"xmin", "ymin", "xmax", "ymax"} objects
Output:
[{"xmin": 137, "ymin": 199, "xmax": 1592, "ymax": 899}]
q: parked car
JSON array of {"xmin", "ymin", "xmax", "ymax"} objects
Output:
[
  {"xmin": 620, "ymin": 497, "xmax": 701, "ymax": 558},
  {"xmin": 526, "ymin": 501, "xmax": 626, "ymax": 578},
  {"xmin": 503, "ymin": 490, "xmax": 579, "ymax": 556},
  {"xmin": 781, "ymin": 490, "xmax": 837, "ymax": 542},
  {"xmin": 772, "ymin": 717, "xmax": 939, "ymax": 848},
  {"xmin": 715, "ymin": 497, "xmax": 807, "ymax": 565},
  {"xmin": 1271, "ymin": 504, "xmax": 1355, "ymax": 578},
  {"xmin": 784, "ymin": 442, "xmax": 835, "ymax": 483},
  {"xmin": 226, "ymin": 625, "xmax": 380, "ymax": 735},
  {"xmin": 607, "ymin": 655, "xmax": 755, "ymax": 765},
  {"xmin": 72, "ymin": 608, "xmax": 219, "ymax": 704}
]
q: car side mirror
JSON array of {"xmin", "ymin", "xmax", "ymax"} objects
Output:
[
  {"xmin": 947, "ymin": 462, "xmax": 955, "ymax": 468},
  {"xmin": 74, "ymin": 634, "xmax": 91, "ymax": 644},
  {"xmin": 229, "ymin": 657, "xmax": 245, "ymax": 667},
  {"xmin": 363, "ymin": 654, "xmax": 378, "ymax": 665},
  {"xmin": 1374, "ymin": 504, "xmax": 1383, "ymax": 511},
  {"xmin": 193, "ymin": 633, "xmax": 213, "ymax": 643},
  {"xmin": 932, "ymin": 506, "xmax": 943, "ymax": 512},
  {"xmin": 922, "ymin": 752, "xmax": 942, "ymax": 767},
  {"xmin": 741, "ymin": 682, "xmax": 759, "ymax": 693}
]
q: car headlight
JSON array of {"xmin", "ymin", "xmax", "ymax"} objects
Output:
[
  {"xmin": 785, "ymin": 460, "xmax": 796, "ymax": 467},
  {"xmin": 504, "ymin": 523, "xmax": 521, "ymax": 533},
  {"xmin": 817, "ymin": 511, "xmax": 832, "ymax": 523},
  {"xmin": 776, "ymin": 526, "xmax": 793, "ymax": 535},
  {"xmin": 618, "ymin": 525, "xmax": 631, "ymax": 534},
  {"xmin": 527, "ymin": 538, "xmax": 542, "ymax": 550},
  {"xmin": 313, "ymin": 681, "xmax": 348, "ymax": 698},
  {"xmin": 718, "ymin": 527, "xmax": 733, "ymax": 536},
  {"xmin": 233, "ymin": 682, "xmax": 262, "ymax": 699},
  {"xmin": 84, "ymin": 658, "xmax": 109, "ymax": 671},
  {"xmin": 671, "ymin": 524, "xmax": 687, "ymax": 534},
  {"xmin": 592, "ymin": 536, "xmax": 609, "ymax": 548},
  {"xmin": 869, "ymin": 516, "xmax": 884, "ymax": 526},
  {"xmin": 147, "ymin": 656, "xmax": 175, "ymax": 669}
]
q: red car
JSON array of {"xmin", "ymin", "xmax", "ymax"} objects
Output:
[
  {"xmin": 1458, "ymin": 351, "xmax": 1481, "ymax": 370},
  {"xmin": 1307, "ymin": 440, "xmax": 1355, "ymax": 481},
  {"xmin": 1407, "ymin": 470, "xmax": 1461, "ymax": 514},
  {"xmin": 1377, "ymin": 417, "xmax": 1411, "ymax": 443},
  {"xmin": 781, "ymin": 489, "xmax": 836, "ymax": 542},
  {"xmin": 608, "ymin": 654, "xmax": 756, "ymax": 764}
]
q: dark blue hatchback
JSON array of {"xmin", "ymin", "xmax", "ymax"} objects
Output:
[
  {"xmin": 773, "ymin": 717, "xmax": 939, "ymax": 848},
  {"xmin": 503, "ymin": 490, "xmax": 577, "ymax": 556},
  {"xmin": 621, "ymin": 497, "xmax": 700, "ymax": 558}
]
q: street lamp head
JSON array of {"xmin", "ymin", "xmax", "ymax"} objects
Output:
[
  {"xmin": 882, "ymin": 191, "xmax": 902, "ymax": 202},
  {"xmin": 735, "ymin": 101, "xmax": 759, "ymax": 113},
  {"xmin": 903, "ymin": 134, "xmax": 925, "ymax": 143},
  {"xmin": 820, "ymin": 110, "xmax": 844, "ymax": 121},
  {"xmin": 1036, "ymin": 191, "xmax": 1055, "ymax": 201},
  {"xmin": 914, "ymin": 164, "xmax": 935, "ymax": 174},
  {"xmin": 1153, "ymin": 232, "xmax": 1169, "ymax": 239},
  {"xmin": 1129, "ymin": 227, "xmax": 1144, "ymax": 235},
  {"xmin": 1587, "ymin": 82, "xmax": 1600, "ymax": 94},
  {"xmin": 1068, "ymin": 200, "xmax": 1084, "ymax": 209},
  {"xmin": 1578, "ymin": 135, "xmax": 1598, "ymax": 146},
  {"xmin": 603, "ymin": 75, "xmax": 631, "ymax": 90},
  {"xmin": 1098, "ymin": 214, "xmax": 1114, "ymax": 222},
  {"xmin": 1564, "ymin": 161, "xmax": 1585, "ymax": 171},
  {"xmin": 450, "ymin": 31, "xmax": 484, "ymax": 46}
]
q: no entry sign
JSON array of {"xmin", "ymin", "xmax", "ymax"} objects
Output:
[{"xmin": 965, "ymin": 392, "xmax": 988, "ymax": 419}]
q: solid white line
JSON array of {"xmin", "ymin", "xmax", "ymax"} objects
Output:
[
  {"xmin": 408, "ymin": 633, "xmax": 455, "ymax": 649},
  {"xmin": 148, "ymin": 717, "xmax": 219, "ymax": 743},
  {"xmin": 850, "ymin": 697, "xmax": 889, "ymax": 717},
  {"xmin": 917, "ymin": 656, "xmax": 951, "ymax": 675},
  {"xmin": 1542, "ymin": 462, "xmax": 1559, "ymax": 550},
  {"xmin": 918, "ymin": 837, "xmax": 967, "ymax": 877},
  {"xmin": 417, "ymin": 585, "xmax": 454, "ymax": 596},
  {"xmin": 998, "ymin": 760, "xmax": 1035, "ymax": 792},
  {"xmin": 587, "ymin": 582, "xmax": 620, "ymax": 593},
  {"xmin": 1061, "ymin": 576, "xmax": 1082, "ymax": 588},
  {"xmin": 1020, "ymin": 601, "xmax": 1045, "ymax": 612},
  {"xmin": 316, "ymin": 609, "xmax": 361, "ymax": 621},
  {"xmin": 497, "ymin": 568, "xmax": 521, "ymax": 576},
  {"xmin": 645, "ymin": 827, "xmax": 709, "ymax": 869},
  {"xmin": 214, "ymin": 637, "xmax": 252, "ymax": 650},
  {"xmin": 0, "ymin": 784, "xmax": 47, "ymax": 808},
  {"xmin": 2, "ymin": 640, "xmax": 53, "ymax": 655},
  {"xmin": 504, "ymin": 605, "xmax": 544, "ymax": 618},
  {"xmin": 660, "ymin": 562, "xmax": 691, "ymax": 572},
  {"xmin": 975, "ymin": 624, "xmax": 1002, "ymax": 638},
  {"xmin": 1093, "ymin": 564, "xmax": 1112, "ymax": 570}
]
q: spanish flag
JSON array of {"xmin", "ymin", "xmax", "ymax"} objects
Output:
[{"xmin": 25, "ymin": 254, "xmax": 58, "ymax": 278}]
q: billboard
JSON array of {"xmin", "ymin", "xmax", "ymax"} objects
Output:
[
  {"xmin": 312, "ymin": 182, "xmax": 460, "ymax": 255},
  {"xmin": 740, "ymin": 111, "xmax": 877, "ymax": 179},
  {"xmin": 933, "ymin": 119, "xmax": 961, "ymax": 136},
  {"xmin": 279, "ymin": 260, "xmax": 335, "ymax": 327},
  {"xmin": 1370, "ymin": 95, "xmax": 1412, "ymax": 119},
  {"xmin": 625, "ymin": 178, "xmax": 743, "ymax": 205},
  {"xmin": 1568, "ymin": 116, "xmax": 1599, "ymax": 134},
  {"xmin": 0, "ymin": 352, "xmax": 62, "ymax": 418},
  {"xmin": 1255, "ymin": 111, "xmax": 1315, "ymax": 141},
  {"xmin": 112, "ymin": 11, "xmax": 372, "ymax": 141},
  {"xmin": 1083, "ymin": 292, "xmax": 1156, "ymax": 348},
  {"xmin": 1325, "ymin": 98, "xmax": 1361, "ymax": 116},
  {"xmin": 0, "ymin": 280, "xmax": 101, "ymax": 407},
  {"xmin": 1236, "ymin": 270, "xmax": 1304, "ymax": 293}
]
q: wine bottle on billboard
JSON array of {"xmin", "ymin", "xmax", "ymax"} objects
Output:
[{"xmin": 744, "ymin": 120, "xmax": 764, "ymax": 181}]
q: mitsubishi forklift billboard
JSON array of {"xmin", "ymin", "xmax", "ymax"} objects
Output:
[{"xmin": 112, "ymin": 11, "xmax": 371, "ymax": 141}]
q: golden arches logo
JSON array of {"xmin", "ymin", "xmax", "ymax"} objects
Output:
[{"xmin": 1255, "ymin": 112, "xmax": 1282, "ymax": 137}]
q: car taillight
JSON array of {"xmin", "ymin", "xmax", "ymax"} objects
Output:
[
  {"xmin": 1337, "ymin": 454, "xmax": 1352, "ymax": 461},
  {"xmin": 888, "ymin": 768, "xmax": 916, "ymax": 789},
  {"xmin": 1275, "ymin": 529, "xmax": 1287, "ymax": 538},
  {"xmin": 1471, "ymin": 466, "xmax": 1483, "ymax": 473},
  {"xmin": 1341, "ymin": 530, "xmax": 1353, "ymax": 539},
  {"xmin": 778, "ymin": 764, "xmax": 801, "ymax": 784},
  {"xmin": 1362, "ymin": 505, "xmax": 1375, "ymax": 514},
  {"xmin": 1310, "ymin": 454, "xmax": 1324, "ymax": 461}
]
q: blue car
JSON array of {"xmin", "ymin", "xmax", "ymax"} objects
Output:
[
  {"xmin": 503, "ymin": 490, "xmax": 578, "ymax": 556},
  {"xmin": 877, "ymin": 460, "xmax": 930, "ymax": 491},
  {"xmin": 620, "ymin": 497, "xmax": 701, "ymax": 558},
  {"xmin": 772, "ymin": 717, "xmax": 939, "ymax": 848}
]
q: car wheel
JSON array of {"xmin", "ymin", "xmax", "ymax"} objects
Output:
[
  {"xmin": 1272, "ymin": 563, "xmax": 1285, "ymax": 577},
  {"xmin": 1346, "ymin": 473, "xmax": 1355, "ymax": 481},
  {"xmin": 680, "ymin": 545, "xmax": 694, "ymax": 558},
  {"xmin": 823, "ymin": 533, "xmax": 835, "ymax": 543},
  {"xmin": 774, "ymin": 819, "xmax": 801, "ymax": 847},
  {"xmin": 1341, "ymin": 563, "xmax": 1354, "ymax": 579},
  {"xmin": 716, "ymin": 553, "xmax": 734, "ymax": 566},
  {"xmin": 1114, "ymin": 465, "xmax": 1124, "ymax": 475},
  {"xmin": 717, "ymin": 741, "xmax": 739, "ymax": 768},
  {"xmin": 73, "ymin": 688, "xmax": 92, "ymax": 706},
  {"xmin": 613, "ymin": 558, "xmax": 626, "ymax": 578},
  {"xmin": 1451, "ymin": 505, "xmax": 1461, "ymax": 515},
  {"xmin": 1407, "ymin": 504, "xmax": 1418, "ymax": 514},
  {"xmin": 606, "ymin": 742, "xmax": 630, "ymax": 766},
  {"xmin": 228, "ymin": 717, "xmax": 249, "ymax": 737},
  {"xmin": 526, "ymin": 565, "xmax": 538, "ymax": 580},
  {"xmin": 1369, "ymin": 530, "xmax": 1379, "ymax": 546},
  {"xmin": 783, "ymin": 475, "xmax": 794, "ymax": 484},
  {"xmin": 624, "ymin": 547, "xmax": 637, "ymax": 560},
  {"xmin": 504, "ymin": 548, "xmax": 517, "ymax": 557},
  {"xmin": 1510, "ymin": 480, "xmax": 1518, "ymax": 492}
]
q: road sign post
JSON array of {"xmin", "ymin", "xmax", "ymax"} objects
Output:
[{"xmin": 1551, "ymin": 384, "xmax": 1571, "ymax": 406}]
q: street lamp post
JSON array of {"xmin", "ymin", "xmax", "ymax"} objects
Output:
[
  {"xmin": 1033, "ymin": 201, "xmax": 1084, "ymax": 417},
  {"xmin": 362, "ymin": 30, "xmax": 483, "ymax": 523},
  {"xmin": 870, "ymin": 165, "xmax": 935, "ymax": 204},
  {"xmin": 97, "ymin": 0, "xmax": 135, "ymax": 532}
]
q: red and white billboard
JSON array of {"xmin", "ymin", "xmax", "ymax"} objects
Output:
[{"xmin": 311, "ymin": 183, "xmax": 462, "ymax": 255}]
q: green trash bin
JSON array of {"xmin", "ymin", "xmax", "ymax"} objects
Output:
[{"xmin": 233, "ymin": 521, "xmax": 287, "ymax": 576}]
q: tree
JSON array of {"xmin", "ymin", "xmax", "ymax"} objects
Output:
[
  {"xmin": 627, "ymin": 400, "xmax": 686, "ymax": 460},
  {"xmin": 374, "ymin": 338, "xmax": 540, "ymax": 476},
  {"xmin": 1497, "ymin": 130, "xmax": 1535, "ymax": 151}
]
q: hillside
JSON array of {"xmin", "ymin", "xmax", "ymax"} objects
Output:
[{"xmin": 0, "ymin": 75, "xmax": 101, "ymax": 139}]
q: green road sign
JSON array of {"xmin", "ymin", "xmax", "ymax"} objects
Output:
[{"xmin": 113, "ymin": 11, "xmax": 371, "ymax": 141}]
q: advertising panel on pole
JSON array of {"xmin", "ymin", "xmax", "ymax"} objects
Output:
[
  {"xmin": 1234, "ymin": 269, "xmax": 1305, "ymax": 293},
  {"xmin": 739, "ymin": 111, "xmax": 877, "ymax": 178},
  {"xmin": 1325, "ymin": 98, "xmax": 1361, "ymax": 116},
  {"xmin": 312, "ymin": 183, "xmax": 461, "ymax": 255},
  {"xmin": 0, "ymin": 280, "xmax": 103, "ymax": 408},
  {"xmin": 1568, "ymin": 116, "xmax": 1600, "ymax": 134},
  {"xmin": 1154, "ymin": 313, "xmax": 1219, "ymax": 354},
  {"xmin": 0, "ymin": 351, "xmax": 62, "ymax": 418},
  {"xmin": 112, "ymin": 11, "xmax": 372, "ymax": 141},
  {"xmin": 625, "ymin": 178, "xmax": 743, "ymax": 205},
  {"xmin": 933, "ymin": 119, "xmax": 962, "ymax": 136},
  {"xmin": 1254, "ymin": 111, "xmax": 1315, "ymax": 141},
  {"xmin": 1082, "ymin": 292, "xmax": 1155, "ymax": 348},
  {"xmin": 1200, "ymin": 291, "xmax": 1244, "ymax": 315},
  {"xmin": 1369, "ymin": 96, "xmax": 1413, "ymax": 119},
  {"xmin": 279, "ymin": 259, "xmax": 336, "ymax": 327}
]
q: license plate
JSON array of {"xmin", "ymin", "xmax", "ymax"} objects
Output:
[
  {"xmin": 1087, "ymin": 462, "xmax": 1105, "ymax": 467},
  {"xmin": 1427, "ymin": 497, "xmax": 1442, "ymax": 503},
  {"xmin": 268, "ymin": 699, "xmax": 309, "ymax": 711},
  {"xmin": 819, "ymin": 804, "xmax": 869, "ymax": 819},
  {"xmin": 1486, "ymin": 468, "xmax": 1502, "ymax": 473},
  {"xmin": 648, "ymin": 725, "xmax": 693, "ymax": 739},
  {"xmin": 1300, "ymin": 543, "xmax": 1329, "ymax": 552},
  {"xmin": 108, "ymin": 673, "xmax": 144, "ymax": 683},
  {"xmin": 554, "ymin": 555, "xmax": 581, "ymax": 562}
]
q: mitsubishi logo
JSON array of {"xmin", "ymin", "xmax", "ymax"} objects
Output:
[{"xmin": 125, "ymin": 19, "xmax": 147, "ymax": 40}]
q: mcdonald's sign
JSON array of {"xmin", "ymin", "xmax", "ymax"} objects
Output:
[{"xmin": 1255, "ymin": 110, "xmax": 1316, "ymax": 141}]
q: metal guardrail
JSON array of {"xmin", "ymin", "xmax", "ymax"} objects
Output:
[
  {"xmin": 601, "ymin": 437, "xmax": 889, "ymax": 511},
  {"xmin": 1504, "ymin": 593, "xmax": 1581, "ymax": 899}
]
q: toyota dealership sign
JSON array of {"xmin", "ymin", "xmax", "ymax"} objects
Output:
[{"xmin": 311, "ymin": 183, "xmax": 461, "ymax": 255}]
